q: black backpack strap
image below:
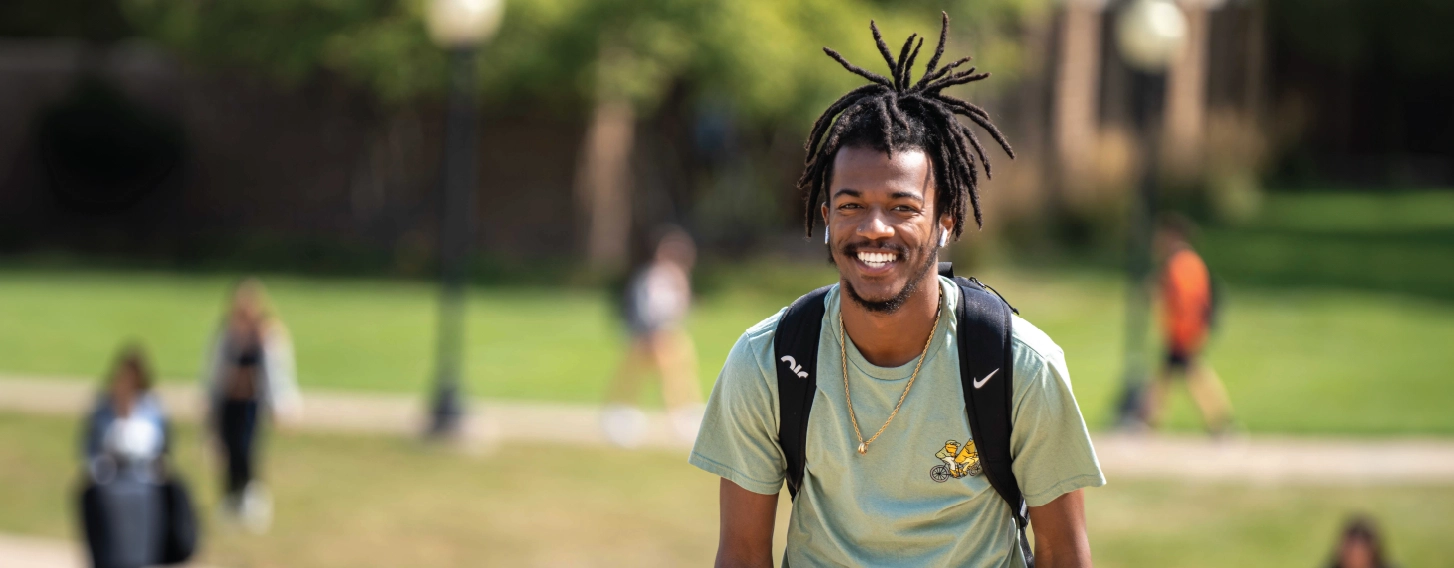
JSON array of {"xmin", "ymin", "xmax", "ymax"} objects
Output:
[
  {"xmin": 774, "ymin": 285, "xmax": 832, "ymax": 501},
  {"xmin": 953, "ymin": 276, "xmax": 1034, "ymax": 566},
  {"xmin": 941, "ymin": 262, "xmax": 1018, "ymax": 315}
]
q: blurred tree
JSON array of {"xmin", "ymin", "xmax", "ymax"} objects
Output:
[
  {"xmin": 0, "ymin": 0, "xmax": 131, "ymax": 40},
  {"xmin": 119, "ymin": 0, "xmax": 1046, "ymax": 264},
  {"xmin": 120, "ymin": 0, "xmax": 1044, "ymax": 120}
]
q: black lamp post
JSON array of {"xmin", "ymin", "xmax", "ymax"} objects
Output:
[
  {"xmin": 1111, "ymin": 0, "xmax": 1188, "ymax": 426},
  {"xmin": 424, "ymin": 0, "xmax": 504, "ymax": 438}
]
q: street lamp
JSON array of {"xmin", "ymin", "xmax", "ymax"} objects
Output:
[
  {"xmin": 1115, "ymin": 0, "xmax": 1188, "ymax": 73},
  {"xmin": 1111, "ymin": 0, "xmax": 1187, "ymax": 427},
  {"xmin": 423, "ymin": 0, "xmax": 504, "ymax": 438}
]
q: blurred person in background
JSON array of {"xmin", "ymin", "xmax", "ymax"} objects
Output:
[
  {"xmin": 203, "ymin": 278, "xmax": 300, "ymax": 533},
  {"xmin": 1329, "ymin": 515, "xmax": 1395, "ymax": 568},
  {"xmin": 692, "ymin": 16, "xmax": 1101, "ymax": 567},
  {"xmin": 80, "ymin": 344, "xmax": 195, "ymax": 568},
  {"xmin": 1142, "ymin": 214, "xmax": 1235, "ymax": 435},
  {"xmin": 601, "ymin": 226, "xmax": 705, "ymax": 447}
]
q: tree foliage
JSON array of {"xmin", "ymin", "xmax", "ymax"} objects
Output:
[{"xmin": 121, "ymin": 0, "xmax": 1045, "ymax": 126}]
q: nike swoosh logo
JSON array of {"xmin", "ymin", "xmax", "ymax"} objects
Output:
[{"xmin": 972, "ymin": 368, "xmax": 999, "ymax": 390}]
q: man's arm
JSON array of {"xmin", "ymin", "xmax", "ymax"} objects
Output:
[
  {"xmin": 1027, "ymin": 489, "xmax": 1092, "ymax": 568},
  {"xmin": 716, "ymin": 478, "xmax": 778, "ymax": 568}
]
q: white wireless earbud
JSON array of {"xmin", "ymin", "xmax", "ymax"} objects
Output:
[
  {"xmin": 938, "ymin": 230, "xmax": 949, "ymax": 247},
  {"xmin": 824, "ymin": 227, "xmax": 830, "ymax": 244}
]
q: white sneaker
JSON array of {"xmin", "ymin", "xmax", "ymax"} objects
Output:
[
  {"xmin": 601, "ymin": 405, "xmax": 648, "ymax": 448},
  {"xmin": 240, "ymin": 481, "xmax": 273, "ymax": 534},
  {"xmin": 669, "ymin": 404, "xmax": 706, "ymax": 442}
]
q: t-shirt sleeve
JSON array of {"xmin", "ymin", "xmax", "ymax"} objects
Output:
[
  {"xmin": 1008, "ymin": 318, "xmax": 1106, "ymax": 507},
  {"xmin": 689, "ymin": 320, "xmax": 787, "ymax": 496}
]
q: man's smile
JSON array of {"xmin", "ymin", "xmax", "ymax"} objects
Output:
[{"xmin": 854, "ymin": 250, "xmax": 899, "ymax": 272}]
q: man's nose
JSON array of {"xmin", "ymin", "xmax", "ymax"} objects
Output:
[{"xmin": 856, "ymin": 211, "xmax": 894, "ymax": 240}]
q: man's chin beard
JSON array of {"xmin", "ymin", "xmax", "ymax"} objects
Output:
[{"xmin": 841, "ymin": 250, "xmax": 938, "ymax": 315}]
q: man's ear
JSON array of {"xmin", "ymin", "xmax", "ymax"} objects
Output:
[
  {"xmin": 940, "ymin": 216, "xmax": 954, "ymax": 241},
  {"xmin": 821, "ymin": 202, "xmax": 830, "ymax": 225}
]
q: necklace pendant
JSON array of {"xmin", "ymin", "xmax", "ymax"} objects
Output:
[{"xmin": 857, "ymin": 442, "xmax": 867, "ymax": 455}]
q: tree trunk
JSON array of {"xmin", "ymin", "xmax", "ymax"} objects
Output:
[
  {"xmin": 575, "ymin": 51, "xmax": 636, "ymax": 272},
  {"xmin": 1053, "ymin": 0, "xmax": 1104, "ymax": 197}
]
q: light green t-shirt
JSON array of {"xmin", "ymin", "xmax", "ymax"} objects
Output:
[{"xmin": 690, "ymin": 277, "xmax": 1105, "ymax": 567}]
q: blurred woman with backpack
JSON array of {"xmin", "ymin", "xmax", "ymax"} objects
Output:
[
  {"xmin": 202, "ymin": 278, "xmax": 300, "ymax": 533},
  {"xmin": 79, "ymin": 344, "xmax": 196, "ymax": 568}
]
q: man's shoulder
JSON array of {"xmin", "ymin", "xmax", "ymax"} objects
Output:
[
  {"xmin": 742, "ymin": 306, "xmax": 787, "ymax": 344},
  {"xmin": 1009, "ymin": 314, "xmax": 1065, "ymax": 370},
  {"xmin": 1168, "ymin": 247, "xmax": 1209, "ymax": 274},
  {"xmin": 723, "ymin": 280, "xmax": 839, "ymax": 381},
  {"xmin": 721, "ymin": 306, "xmax": 790, "ymax": 380},
  {"xmin": 944, "ymin": 276, "xmax": 1059, "ymax": 362},
  {"xmin": 735, "ymin": 285, "xmax": 836, "ymax": 354}
]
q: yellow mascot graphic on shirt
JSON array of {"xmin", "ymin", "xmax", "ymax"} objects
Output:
[{"xmin": 931, "ymin": 439, "xmax": 982, "ymax": 482}]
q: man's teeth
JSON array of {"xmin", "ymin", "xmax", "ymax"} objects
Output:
[{"xmin": 857, "ymin": 252, "xmax": 897, "ymax": 267}]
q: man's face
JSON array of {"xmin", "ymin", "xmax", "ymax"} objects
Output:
[{"xmin": 822, "ymin": 145, "xmax": 950, "ymax": 314}]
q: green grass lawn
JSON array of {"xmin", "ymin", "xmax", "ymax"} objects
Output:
[
  {"xmin": 0, "ymin": 411, "xmax": 1449, "ymax": 567},
  {"xmin": 1200, "ymin": 190, "xmax": 1454, "ymax": 300},
  {"xmin": 3, "ymin": 190, "xmax": 1453, "ymax": 434},
  {"xmin": 1, "ymin": 260, "xmax": 1452, "ymax": 435}
]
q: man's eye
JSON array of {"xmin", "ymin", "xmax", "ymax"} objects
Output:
[{"xmin": 839, "ymin": 203, "xmax": 862, "ymax": 210}]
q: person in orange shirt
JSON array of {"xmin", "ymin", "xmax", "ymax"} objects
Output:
[{"xmin": 1143, "ymin": 215, "xmax": 1234, "ymax": 434}]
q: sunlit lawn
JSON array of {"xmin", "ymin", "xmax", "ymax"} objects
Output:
[
  {"xmin": 0, "ymin": 411, "xmax": 1449, "ymax": 567},
  {"xmin": 4, "ymin": 189, "xmax": 1454, "ymax": 434},
  {"xmin": 1, "ymin": 260, "xmax": 1452, "ymax": 434},
  {"xmin": 1200, "ymin": 190, "xmax": 1454, "ymax": 300}
]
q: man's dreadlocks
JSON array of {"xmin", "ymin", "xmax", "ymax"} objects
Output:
[{"xmin": 799, "ymin": 13, "xmax": 1014, "ymax": 240}]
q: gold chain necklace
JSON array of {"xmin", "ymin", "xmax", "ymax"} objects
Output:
[{"xmin": 840, "ymin": 299, "xmax": 942, "ymax": 455}]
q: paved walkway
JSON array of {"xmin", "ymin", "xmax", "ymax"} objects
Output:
[
  {"xmin": 0, "ymin": 375, "xmax": 692, "ymax": 450},
  {"xmin": 4, "ymin": 375, "xmax": 1454, "ymax": 566},
  {"xmin": 4, "ymin": 376, "xmax": 1454, "ymax": 483},
  {"xmin": 0, "ymin": 534, "xmax": 84, "ymax": 568},
  {"xmin": 0, "ymin": 532, "xmax": 217, "ymax": 568}
]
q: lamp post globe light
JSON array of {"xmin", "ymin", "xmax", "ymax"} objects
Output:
[
  {"xmin": 426, "ymin": 0, "xmax": 504, "ymax": 48},
  {"xmin": 1111, "ymin": 0, "xmax": 1188, "ymax": 426},
  {"xmin": 1115, "ymin": 0, "xmax": 1188, "ymax": 73},
  {"xmin": 423, "ymin": 0, "xmax": 503, "ymax": 438}
]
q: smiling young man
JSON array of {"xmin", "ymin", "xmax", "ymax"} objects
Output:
[{"xmin": 689, "ymin": 15, "xmax": 1104, "ymax": 568}]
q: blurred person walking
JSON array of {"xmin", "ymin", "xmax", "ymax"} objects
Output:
[
  {"xmin": 1141, "ymin": 214, "xmax": 1235, "ymax": 434},
  {"xmin": 1328, "ymin": 515, "xmax": 1396, "ymax": 568},
  {"xmin": 690, "ymin": 15, "xmax": 1102, "ymax": 567},
  {"xmin": 202, "ymin": 278, "xmax": 300, "ymax": 533},
  {"xmin": 79, "ymin": 344, "xmax": 197, "ymax": 568},
  {"xmin": 601, "ymin": 226, "xmax": 704, "ymax": 446}
]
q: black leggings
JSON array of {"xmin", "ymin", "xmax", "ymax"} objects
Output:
[{"xmin": 218, "ymin": 400, "xmax": 259, "ymax": 497}]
